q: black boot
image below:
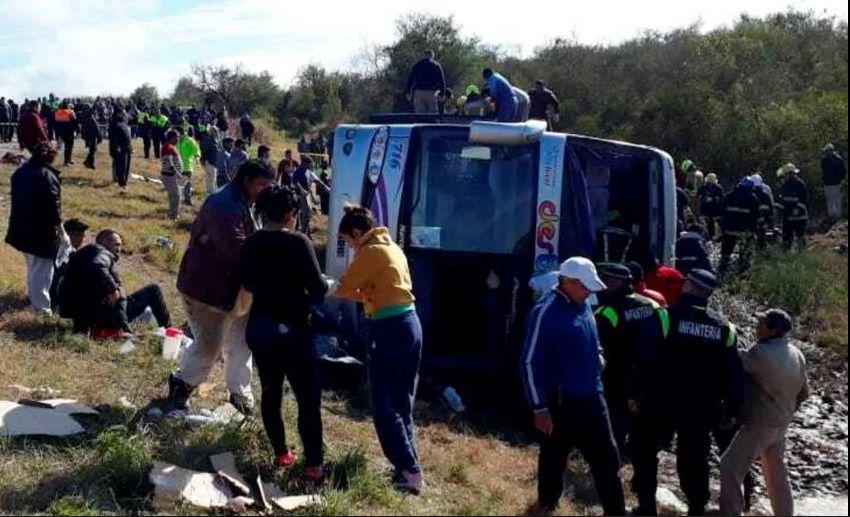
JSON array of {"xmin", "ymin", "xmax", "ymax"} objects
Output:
[
  {"xmin": 228, "ymin": 393, "xmax": 254, "ymax": 416},
  {"xmin": 164, "ymin": 373, "xmax": 194, "ymax": 413}
]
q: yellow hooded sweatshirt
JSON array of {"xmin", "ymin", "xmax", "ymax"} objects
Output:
[{"xmin": 336, "ymin": 227, "xmax": 415, "ymax": 319}]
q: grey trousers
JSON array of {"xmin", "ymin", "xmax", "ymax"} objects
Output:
[
  {"xmin": 24, "ymin": 253, "xmax": 55, "ymax": 314},
  {"xmin": 413, "ymin": 90, "xmax": 439, "ymax": 114}
]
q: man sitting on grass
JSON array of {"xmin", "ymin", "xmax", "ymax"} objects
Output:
[{"xmin": 58, "ymin": 229, "xmax": 172, "ymax": 337}]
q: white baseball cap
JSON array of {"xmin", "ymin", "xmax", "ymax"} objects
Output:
[{"xmin": 558, "ymin": 257, "xmax": 607, "ymax": 292}]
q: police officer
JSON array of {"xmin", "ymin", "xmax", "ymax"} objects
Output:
[
  {"xmin": 719, "ymin": 177, "xmax": 760, "ymax": 276},
  {"xmin": 594, "ymin": 264, "xmax": 669, "ymax": 457},
  {"xmin": 670, "ymin": 269, "xmax": 744, "ymax": 515},
  {"xmin": 79, "ymin": 104, "xmax": 100, "ymax": 169},
  {"xmin": 698, "ymin": 173, "xmax": 724, "ymax": 239},
  {"xmin": 750, "ymin": 173, "xmax": 775, "ymax": 249},
  {"xmin": 150, "ymin": 107, "xmax": 170, "ymax": 159},
  {"xmin": 676, "ymin": 225, "xmax": 714, "ymax": 276},
  {"xmin": 137, "ymin": 108, "xmax": 152, "ymax": 159},
  {"xmin": 776, "ymin": 163, "xmax": 809, "ymax": 249}
]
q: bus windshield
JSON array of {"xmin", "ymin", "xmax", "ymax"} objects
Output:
[{"xmin": 410, "ymin": 130, "xmax": 536, "ymax": 255}]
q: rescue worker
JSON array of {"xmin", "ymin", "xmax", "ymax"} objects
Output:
[
  {"xmin": 668, "ymin": 269, "xmax": 743, "ymax": 515},
  {"xmin": 79, "ymin": 104, "xmax": 100, "ymax": 169},
  {"xmin": 528, "ymin": 80, "xmax": 561, "ymax": 129},
  {"xmin": 594, "ymin": 264, "xmax": 669, "ymax": 457},
  {"xmin": 483, "ymin": 68, "xmax": 517, "ymax": 122},
  {"xmin": 240, "ymin": 114, "xmax": 255, "ymax": 146},
  {"xmin": 750, "ymin": 173, "xmax": 775, "ymax": 248},
  {"xmin": 177, "ymin": 127, "xmax": 201, "ymax": 206},
  {"xmin": 625, "ymin": 261, "xmax": 668, "ymax": 307},
  {"xmin": 108, "ymin": 111, "xmax": 133, "ymax": 188},
  {"xmin": 719, "ymin": 177, "xmax": 760, "ymax": 276},
  {"xmin": 54, "ymin": 102, "xmax": 78, "ymax": 166},
  {"xmin": 776, "ymin": 163, "xmax": 809, "ymax": 249},
  {"xmin": 675, "ymin": 225, "xmax": 714, "ymax": 275},
  {"xmin": 406, "ymin": 50, "xmax": 446, "ymax": 114},
  {"xmin": 521, "ymin": 257, "xmax": 626, "ymax": 516},
  {"xmin": 697, "ymin": 173, "xmax": 724, "ymax": 239}
]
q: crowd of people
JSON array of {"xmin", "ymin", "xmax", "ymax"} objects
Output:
[
  {"xmin": 1, "ymin": 82, "xmax": 845, "ymax": 516},
  {"xmin": 405, "ymin": 50, "xmax": 561, "ymax": 126},
  {"xmin": 671, "ymin": 149, "xmax": 846, "ymax": 278}
]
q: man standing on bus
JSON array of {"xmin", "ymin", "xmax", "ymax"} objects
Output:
[{"xmin": 406, "ymin": 50, "xmax": 446, "ymax": 114}]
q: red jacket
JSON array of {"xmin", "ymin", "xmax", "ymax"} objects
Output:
[
  {"xmin": 644, "ymin": 266, "xmax": 685, "ymax": 307},
  {"xmin": 18, "ymin": 112, "xmax": 48, "ymax": 153}
]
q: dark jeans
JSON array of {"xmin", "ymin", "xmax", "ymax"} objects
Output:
[
  {"xmin": 368, "ymin": 310, "xmax": 422, "ymax": 474},
  {"xmin": 112, "ymin": 152, "xmax": 131, "ymax": 186},
  {"xmin": 74, "ymin": 284, "xmax": 171, "ymax": 332},
  {"xmin": 782, "ymin": 220, "xmax": 807, "ymax": 248},
  {"xmin": 719, "ymin": 233, "xmax": 752, "ymax": 276},
  {"xmin": 142, "ymin": 134, "xmax": 152, "ymax": 159},
  {"xmin": 152, "ymin": 135, "xmax": 163, "ymax": 159},
  {"xmin": 246, "ymin": 316, "xmax": 324, "ymax": 466},
  {"xmin": 62, "ymin": 133, "xmax": 74, "ymax": 164},
  {"xmin": 84, "ymin": 137, "xmax": 97, "ymax": 167},
  {"xmin": 538, "ymin": 392, "xmax": 626, "ymax": 515}
]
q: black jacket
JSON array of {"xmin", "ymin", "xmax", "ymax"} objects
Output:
[
  {"xmin": 58, "ymin": 244, "xmax": 120, "ymax": 320},
  {"xmin": 721, "ymin": 186, "xmax": 760, "ymax": 235},
  {"xmin": 528, "ymin": 88, "xmax": 560, "ymax": 119},
  {"xmin": 595, "ymin": 290, "xmax": 667, "ymax": 403},
  {"xmin": 5, "ymin": 160, "xmax": 62, "ymax": 259},
  {"xmin": 777, "ymin": 176, "xmax": 809, "ymax": 222},
  {"xmin": 108, "ymin": 121, "xmax": 132, "ymax": 157},
  {"xmin": 80, "ymin": 110, "xmax": 100, "ymax": 142},
  {"xmin": 698, "ymin": 183, "xmax": 724, "ymax": 218},
  {"xmin": 822, "ymin": 152, "xmax": 847, "ymax": 186},
  {"xmin": 406, "ymin": 58, "xmax": 446, "ymax": 94},
  {"xmin": 664, "ymin": 295, "xmax": 744, "ymax": 423}
]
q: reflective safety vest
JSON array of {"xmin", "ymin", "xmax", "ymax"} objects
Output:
[{"xmin": 54, "ymin": 109, "xmax": 75, "ymax": 122}]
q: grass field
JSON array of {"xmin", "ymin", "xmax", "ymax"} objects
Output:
[{"xmin": 0, "ymin": 127, "xmax": 590, "ymax": 516}]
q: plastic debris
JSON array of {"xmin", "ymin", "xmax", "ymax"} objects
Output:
[
  {"xmin": 0, "ymin": 400, "xmax": 85, "ymax": 437},
  {"xmin": 149, "ymin": 461, "xmax": 233, "ymax": 509},
  {"xmin": 442, "ymin": 387, "xmax": 466, "ymax": 413},
  {"xmin": 119, "ymin": 339, "xmax": 136, "ymax": 354},
  {"xmin": 209, "ymin": 453, "xmax": 252, "ymax": 496}
]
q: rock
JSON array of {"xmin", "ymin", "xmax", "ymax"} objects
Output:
[
  {"xmin": 0, "ymin": 400, "xmax": 85, "ymax": 437},
  {"xmin": 795, "ymin": 495, "xmax": 849, "ymax": 516}
]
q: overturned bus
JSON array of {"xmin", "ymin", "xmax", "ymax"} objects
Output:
[{"xmin": 324, "ymin": 117, "xmax": 676, "ymax": 376}]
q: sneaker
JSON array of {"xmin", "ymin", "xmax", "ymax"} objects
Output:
[
  {"xmin": 392, "ymin": 470, "xmax": 423, "ymax": 495},
  {"xmin": 274, "ymin": 449, "xmax": 297, "ymax": 468},
  {"xmin": 304, "ymin": 464, "xmax": 326, "ymax": 483}
]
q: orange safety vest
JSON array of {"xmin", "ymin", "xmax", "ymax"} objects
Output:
[{"xmin": 55, "ymin": 109, "xmax": 75, "ymax": 122}]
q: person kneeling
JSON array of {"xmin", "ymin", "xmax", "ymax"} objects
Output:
[
  {"xmin": 238, "ymin": 186, "xmax": 327, "ymax": 483},
  {"xmin": 58, "ymin": 229, "xmax": 172, "ymax": 337}
]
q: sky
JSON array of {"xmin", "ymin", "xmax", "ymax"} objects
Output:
[{"xmin": 0, "ymin": 0, "xmax": 847, "ymax": 100}]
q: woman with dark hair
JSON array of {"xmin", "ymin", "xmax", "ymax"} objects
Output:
[
  {"xmin": 238, "ymin": 185, "xmax": 327, "ymax": 481},
  {"xmin": 332, "ymin": 205, "xmax": 424, "ymax": 494},
  {"xmin": 165, "ymin": 160, "xmax": 275, "ymax": 416}
]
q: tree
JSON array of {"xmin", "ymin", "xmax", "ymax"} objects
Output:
[{"xmin": 130, "ymin": 83, "xmax": 159, "ymax": 108}]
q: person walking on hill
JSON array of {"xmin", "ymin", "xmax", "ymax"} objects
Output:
[
  {"xmin": 406, "ymin": 50, "xmax": 446, "ymax": 114},
  {"xmin": 164, "ymin": 160, "xmax": 275, "ymax": 416},
  {"xmin": 698, "ymin": 173, "xmax": 724, "ymax": 239},
  {"xmin": 54, "ymin": 102, "xmax": 78, "ymax": 166},
  {"xmin": 521, "ymin": 257, "xmax": 626, "ymax": 516},
  {"xmin": 108, "ymin": 111, "xmax": 133, "ymax": 189},
  {"xmin": 719, "ymin": 177, "xmax": 760, "ymax": 276},
  {"xmin": 216, "ymin": 137, "xmax": 234, "ymax": 188},
  {"xmin": 238, "ymin": 185, "xmax": 328, "ymax": 482},
  {"xmin": 720, "ymin": 309, "xmax": 809, "ymax": 517},
  {"xmin": 776, "ymin": 163, "xmax": 809, "ymax": 249},
  {"xmin": 80, "ymin": 104, "xmax": 101, "ymax": 169},
  {"xmin": 239, "ymin": 114, "xmax": 255, "ymax": 146},
  {"xmin": 821, "ymin": 143, "xmax": 846, "ymax": 220},
  {"xmin": 5, "ymin": 142, "xmax": 62, "ymax": 315},
  {"xmin": 332, "ymin": 205, "xmax": 426, "ymax": 495}
]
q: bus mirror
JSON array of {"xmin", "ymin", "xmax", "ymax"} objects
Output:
[{"xmin": 461, "ymin": 146, "xmax": 492, "ymax": 161}]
